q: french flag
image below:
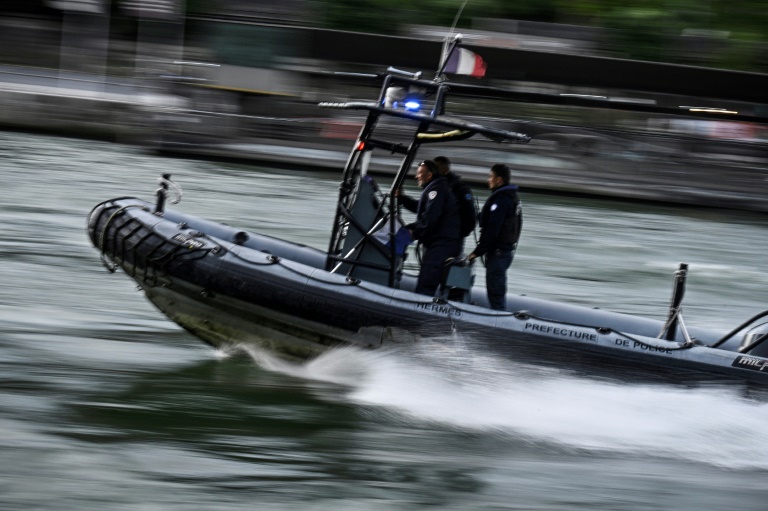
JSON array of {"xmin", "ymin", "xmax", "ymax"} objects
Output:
[{"xmin": 444, "ymin": 48, "xmax": 487, "ymax": 78}]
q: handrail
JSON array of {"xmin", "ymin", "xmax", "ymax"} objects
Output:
[
  {"xmin": 709, "ymin": 310, "xmax": 768, "ymax": 348},
  {"xmin": 319, "ymin": 101, "xmax": 530, "ymax": 143}
]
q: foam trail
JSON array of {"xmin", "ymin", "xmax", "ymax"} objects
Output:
[
  {"xmin": 241, "ymin": 343, "xmax": 768, "ymax": 470},
  {"xmin": 236, "ymin": 344, "xmax": 380, "ymax": 385}
]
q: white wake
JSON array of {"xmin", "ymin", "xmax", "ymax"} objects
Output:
[{"xmin": 238, "ymin": 341, "xmax": 768, "ymax": 471}]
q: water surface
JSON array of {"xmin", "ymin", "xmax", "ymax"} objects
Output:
[{"xmin": 1, "ymin": 131, "xmax": 767, "ymax": 510}]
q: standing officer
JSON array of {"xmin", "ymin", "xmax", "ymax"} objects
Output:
[
  {"xmin": 398, "ymin": 160, "xmax": 462, "ymax": 296},
  {"xmin": 467, "ymin": 163, "xmax": 523, "ymax": 310},
  {"xmin": 434, "ymin": 155, "xmax": 477, "ymax": 246}
]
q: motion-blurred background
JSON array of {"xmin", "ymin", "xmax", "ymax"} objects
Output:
[{"xmin": 0, "ymin": 0, "xmax": 766, "ymax": 210}]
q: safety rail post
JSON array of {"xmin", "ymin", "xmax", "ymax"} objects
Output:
[{"xmin": 662, "ymin": 263, "xmax": 688, "ymax": 341}]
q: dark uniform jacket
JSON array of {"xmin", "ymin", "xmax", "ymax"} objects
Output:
[
  {"xmin": 473, "ymin": 184, "xmax": 523, "ymax": 257},
  {"xmin": 444, "ymin": 171, "xmax": 477, "ymax": 238},
  {"xmin": 400, "ymin": 176, "xmax": 460, "ymax": 248}
]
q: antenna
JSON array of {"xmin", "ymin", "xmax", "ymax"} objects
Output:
[
  {"xmin": 449, "ymin": 0, "xmax": 469, "ymax": 36},
  {"xmin": 436, "ymin": 0, "xmax": 469, "ymax": 80}
]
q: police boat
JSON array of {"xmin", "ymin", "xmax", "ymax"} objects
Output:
[{"xmin": 87, "ymin": 42, "xmax": 768, "ymax": 386}]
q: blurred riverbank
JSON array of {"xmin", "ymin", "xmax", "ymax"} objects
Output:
[{"xmin": 1, "ymin": 63, "xmax": 766, "ymax": 213}]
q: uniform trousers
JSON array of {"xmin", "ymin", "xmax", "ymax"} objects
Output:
[
  {"xmin": 415, "ymin": 242, "xmax": 462, "ymax": 296},
  {"xmin": 485, "ymin": 249, "xmax": 514, "ymax": 310}
]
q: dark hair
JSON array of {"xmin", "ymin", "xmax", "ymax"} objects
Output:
[
  {"xmin": 419, "ymin": 159, "xmax": 439, "ymax": 176},
  {"xmin": 490, "ymin": 163, "xmax": 511, "ymax": 185},
  {"xmin": 433, "ymin": 155, "xmax": 451, "ymax": 176}
]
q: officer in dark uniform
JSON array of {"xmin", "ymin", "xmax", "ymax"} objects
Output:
[
  {"xmin": 468, "ymin": 163, "xmax": 523, "ymax": 310},
  {"xmin": 434, "ymin": 155, "xmax": 477, "ymax": 248},
  {"xmin": 398, "ymin": 160, "xmax": 462, "ymax": 296}
]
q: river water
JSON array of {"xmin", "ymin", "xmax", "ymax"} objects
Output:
[{"xmin": 2, "ymin": 131, "xmax": 768, "ymax": 510}]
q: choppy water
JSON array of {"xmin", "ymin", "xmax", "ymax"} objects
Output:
[{"xmin": 1, "ymin": 131, "xmax": 768, "ymax": 510}]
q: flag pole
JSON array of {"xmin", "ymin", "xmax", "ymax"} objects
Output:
[
  {"xmin": 435, "ymin": 0, "xmax": 469, "ymax": 80},
  {"xmin": 435, "ymin": 34, "xmax": 462, "ymax": 81}
]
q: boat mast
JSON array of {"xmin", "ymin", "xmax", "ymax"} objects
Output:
[{"xmin": 321, "ymin": 54, "xmax": 530, "ymax": 288}]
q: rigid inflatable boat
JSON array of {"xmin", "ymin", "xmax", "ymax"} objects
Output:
[{"xmin": 88, "ymin": 43, "xmax": 768, "ymax": 385}]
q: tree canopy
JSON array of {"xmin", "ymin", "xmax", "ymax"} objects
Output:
[{"xmin": 312, "ymin": 0, "xmax": 767, "ymax": 72}]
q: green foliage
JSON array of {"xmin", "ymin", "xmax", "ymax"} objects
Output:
[
  {"xmin": 321, "ymin": 0, "xmax": 416, "ymax": 34},
  {"xmin": 319, "ymin": 0, "xmax": 561, "ymax": 32},
  {"xmin": 601, "ymin": 7, "xmax": 677, "ymax": 61},
  {"xmin": 710, "ymin": 32, "xmax": 766, "ymax": 72},
  {"xmin": 488, "ymin": 0, "xmax": 560, "ymax": 22},
  {"xmin": 243, "ymin": 0, "xmax": 768, "ymax": 72}
]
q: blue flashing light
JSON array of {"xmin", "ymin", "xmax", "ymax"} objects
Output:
[{"xmin": 404, "ymin": 100, "xmax": 421, "ymax": 111}]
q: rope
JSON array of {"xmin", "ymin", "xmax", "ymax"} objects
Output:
[
  {"xmin": 96, "ymin": 205, "xmax": 700, "ymax": 353},
  {"xmin": 265, "ymin": 253, "xmax": 700, "ymax": 350},
  {"xmin": 416, "ymin": 129, "xmax": 470, "ymax": 140},
  {"xmin": 197, "ymin": 232, "xmax": 700, "ymax": 349},
  {"xmin": 656, "ymin": 306, "xmax": 681, "ymax": 339},
  {"xmin": 157, "ymin": 176, "xmax": 183, "ymax": 205},
  {"xmin": 97, "ymin": 203, "xmax": 148, "ymax": 272}
]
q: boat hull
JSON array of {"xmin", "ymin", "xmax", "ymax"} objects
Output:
[{"xmin": 87, "ymin": 197, "xmax": 768, "ymax": 385}]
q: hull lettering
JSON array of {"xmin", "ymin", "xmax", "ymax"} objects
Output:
[{"xmin": 524, "ymin": 323, "xmax": 597, "ymax": 342}]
